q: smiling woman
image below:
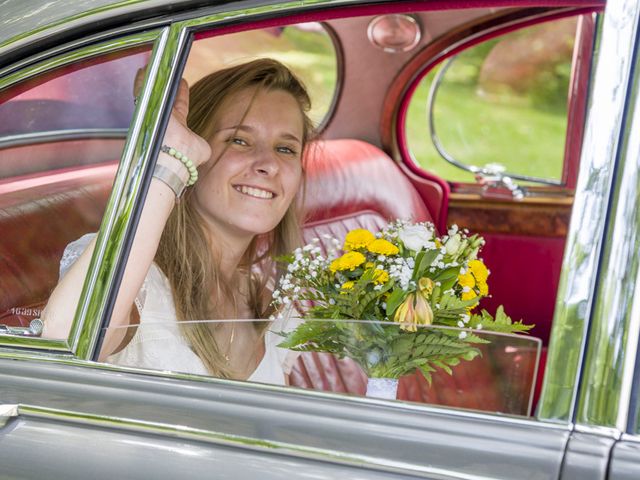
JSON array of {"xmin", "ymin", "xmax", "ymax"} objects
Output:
[{"xmin": 42, "ymin": 58, "xmax": 315, "ymax": 383}]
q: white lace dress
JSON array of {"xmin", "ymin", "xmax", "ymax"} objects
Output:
[{"xmin": 60, "ymin": 233, "xmax": 300, "ymax": 385}]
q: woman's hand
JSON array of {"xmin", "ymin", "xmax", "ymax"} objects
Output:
[{"xmin": 134, "ymin": 69, "xmax": 212, "ymax": 168}]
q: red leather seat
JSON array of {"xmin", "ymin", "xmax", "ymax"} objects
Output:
[{"xmin": 0, "ymin": 162, "xmax": 116, "ymax": 327}]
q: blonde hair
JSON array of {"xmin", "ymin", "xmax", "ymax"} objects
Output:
[{"xmin": 155, "ymin": 59, "xmax": 314, "ymax": 378}]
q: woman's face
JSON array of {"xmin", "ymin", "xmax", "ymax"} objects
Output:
[{"xmin": 193, "ymin": 87, "xmax": 304, "ymax": 243}]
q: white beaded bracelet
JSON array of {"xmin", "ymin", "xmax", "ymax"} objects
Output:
[{"xmin": 161, "ymin": 144, "xmax": 198, "ymax": 186}]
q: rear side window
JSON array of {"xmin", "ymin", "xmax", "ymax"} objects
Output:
[
  {"xmin": 188, "ymin": 22, "xmax": 338, "ymax": 126},
  {"xmin": 0, "ymin": 44, "xmax": 150, "ymax": 330},
  {"xmin": 405, "ymin": 16, "xmax": 579, "ymax": 186}
]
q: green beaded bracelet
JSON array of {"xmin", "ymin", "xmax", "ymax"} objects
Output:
[{"xmin": 161, "ymin": 144, "xmax": 198, "ymax": 186}]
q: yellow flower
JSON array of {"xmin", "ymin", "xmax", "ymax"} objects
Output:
[
  {"xmin": 435, "ymin": 239, "xmax": 443, "ymax": 248},
  {"xmin": 393, "ymin": 278, "xmax": 434, "ymax": 331},
  {"xmin": 477, "ymin": 279, "xmax": 489, "ymax": 296},
  {"xmin": 344, "ymin": 229, "xmax": 375, "ymax": 250},
  {"xmin": 394, "ymin": 292, "xmax": 433, "ymax": 332},
  {"xmin": 329, "ymin": 251, "xmax": 366, "ymax": 272},
  {"xmin": 468, "ymin": 259, "xmax": 489, "ymax": 284},
  {"xmin": 367, "ymin": 238, "xmax": 399, "ymax": 256},
  {"xmin": 340, "ymin": 281, "xmax": 355, "ymax": 293},
  {"xmin": 457, "ymin": 272, "xmax": 475, "ymax": 289},
  {"xmin": 461, "ymin": 288, "xmax": 478, "ymax": 302},
  {"xmin": 418, "ymin": 277, "xmax": 434, "ymax": 296},
  {"xmin": 372, "ymin": 269, "xmax": 389, "ymax": 284}
]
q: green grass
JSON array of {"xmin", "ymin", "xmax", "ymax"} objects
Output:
[
  {"xmin": 253, "ymin": 27, "xmax": 338, "ymax": 126},
  {"xmin": 406, "ymin": 74, "xmax": 568, "ymax": 184}
]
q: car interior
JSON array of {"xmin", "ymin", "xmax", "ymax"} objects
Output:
[{"xmin": 0, "ymin": 3, "xmax": 605, "ymax": 415}]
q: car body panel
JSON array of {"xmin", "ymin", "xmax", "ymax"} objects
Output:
[
  {"xmin": 0, "ymin": 356, "xmax": 569, "ymax": 479},
  {"xmin": 560, "ymin": 430, "xmax": 617, "ymax": 479},
  {"xmin": 1, "ymin": 0, "xmax": 640, "ymax": 478},
  {"xmin": 609, "ymin": 437, "xmax": 640, "ymax": 480}
]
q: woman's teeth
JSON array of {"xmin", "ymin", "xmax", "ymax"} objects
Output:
[{"xmin": 236, "ymin": 185, "xmax": 274, "ymax": 199}]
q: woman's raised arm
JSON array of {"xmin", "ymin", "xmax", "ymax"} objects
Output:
[{"xmin": 42, "ymin": 76, "xmax": 211, "ymax": 358}]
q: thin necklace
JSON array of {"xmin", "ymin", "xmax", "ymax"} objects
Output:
[{"xmin": 223, "ymin": 322, "xmax": 236, "ymax": 364}]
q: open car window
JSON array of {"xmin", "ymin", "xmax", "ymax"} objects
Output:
[
  {"xmin": 405, "ymin": 14, "xmax": 582, "ymax": 192},
  {"xmin": 0, "ymin": 7, "xmax": 583, "ymax": 430},
  {"xmin": 188, "ymin": 22, "xmax": 338, "ymax": 126},
  {"xmin": 89, "ymin": 16, "xmax": 543, "ymax": 420}
]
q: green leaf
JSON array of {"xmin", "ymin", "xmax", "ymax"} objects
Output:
[
  {"xmin": 385, "ymin": 289, "xmax": 406, "ymax": 317},
  {"xmin": 413, "ymin": 250, "xmax": 439, "ymax": 279},
  {"xmin": 472, "ymin": 306, "xmax": 534, "ymax": 334},
  {"xmin": 464, "ymin": 333, "xmax": 491, "ymax": 344},
  {"xmin": 432, "ymin": 266, "xmax": 460, "ymax": 284},
  {"xmin": 277, "ymin": 321, "xmax": 336, "ymax": 349}
]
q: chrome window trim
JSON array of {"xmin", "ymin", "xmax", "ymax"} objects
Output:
[
  {"xmin": 574, "ymin": 424, "xmax": 622, "ymax": 440},
  {"xmin": 574, "ymin": 0, "xmax": 640, "ymax": 430},
  {"xmin": 537, "ymin": 0, "xmax": 640, "ymax": 424},
  {"xmin": 0, "ymin": 335, "xmax": 71, "ymax": 351},
  {"xmin": 620, "ymin": 433, "xmax": 640, "ymax": 443},
  {"xmin": 72, "ymin": 25, "xmax": 190, "ymax": 359},
  {"xmin": 0, "ymin": 129, "xmax": 129, "ymax": 149}
]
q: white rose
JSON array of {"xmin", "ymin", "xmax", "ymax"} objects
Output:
[
  {"xmin": 398, "ymin": 225, "xmax": 432, "ymax": 251},
  {"xmin": 445, "ymin": 233, "xmax": 461, "ymax": 255}
]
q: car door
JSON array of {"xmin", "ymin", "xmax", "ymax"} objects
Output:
[
  {"xmin": 0, "ymin": 1, "xmax": 635, "ymax": 479},
  {"xmin": 394, "ymin": 7, "xmax": 602, "ymax": 352}
]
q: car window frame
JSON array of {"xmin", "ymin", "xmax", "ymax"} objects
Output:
[
  {"xmin": 0, "ymin": 0, "xmax": 628, "ymax": 435},
  {"xmin": 0, "ymin": 28, "xmax": 162, "ymax": 356},
  {"xmin": 390, "ymin": 7, "xmax": 601, "ymax": 199},
  {"xmin": 88, "ymin": 2, "xmax": 590, "ymax": 426}
]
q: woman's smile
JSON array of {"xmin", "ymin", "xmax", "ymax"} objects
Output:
[{"xmin": 233, "ymin": 184, "xmax": 276, "ymax": 200}]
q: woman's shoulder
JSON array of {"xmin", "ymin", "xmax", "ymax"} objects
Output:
[{"xmin": 59, "ymin": 232, "xmax": 97, "ymax": 279}]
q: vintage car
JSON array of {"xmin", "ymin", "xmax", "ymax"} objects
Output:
[{"xmin": 1, "ymin": 0, "xmax": 639, "ymax": 478}]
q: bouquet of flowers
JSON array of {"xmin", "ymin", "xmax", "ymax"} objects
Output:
[{"xmin": 271, "ymin": 220, "xmax": 532, "ymax": 394}]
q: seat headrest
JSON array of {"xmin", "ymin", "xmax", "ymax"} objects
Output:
[{"xmin": 302, "ymin": 139, "xmax": 432, "ymax": 226}]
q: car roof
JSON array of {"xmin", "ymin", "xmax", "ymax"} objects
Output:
[
  {"xmin": 1, "ymin": 0, "xmax": 141, "ymax": 46},
  {"xmin": 0, "ymin": 0, "xmax": 206, "ymax": 62},
  {"xmin": 0, "ymin": 0, "xmax": 604, "ymax": 56}
]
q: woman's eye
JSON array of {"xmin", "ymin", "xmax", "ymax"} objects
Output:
[
  {"xmin": 229, "ymin": 137, "xmax": 248, "ymax": 146},
  {"xmin": 276, "ymin": 146, "xmax": 297, "ymax": 155}
]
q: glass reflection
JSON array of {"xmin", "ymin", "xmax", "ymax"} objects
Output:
[{"xmin": 102, "ymin": 319, "xmax": 540, "ymax": 416}]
